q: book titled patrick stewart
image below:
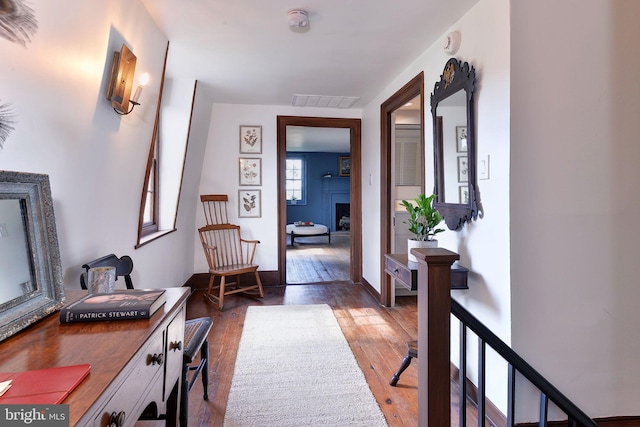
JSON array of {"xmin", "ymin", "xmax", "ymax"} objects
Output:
[{"xmin": 59, "ymin": 289, "xmax": 166, "ymax": 323}]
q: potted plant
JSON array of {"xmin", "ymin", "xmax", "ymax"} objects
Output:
[{"xmin": 400, "ymin": 194, "xmax": 444, "ymax": 262}]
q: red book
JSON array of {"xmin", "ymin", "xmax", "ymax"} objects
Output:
[{"xmin": 0, "ymin": 364, "xmax": 91, "ymax": 404}]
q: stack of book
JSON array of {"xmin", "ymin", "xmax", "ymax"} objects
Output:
[
  {"xmin": 294, "ymin": 221, "xmax": 314, "ymax": 226},
  {"xmin": 59, "ymin": 289, "xmax": 166, "ymax": 323}
]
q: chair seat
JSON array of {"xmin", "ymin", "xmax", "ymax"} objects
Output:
[
  {"xmin": 181, "ymin": 317, "xmax": 213, "ymax": 427},
  {"xmin": 184, "ymin": 317, "xmax": 213, "ymax": 363},
  {"xmin": 211, "ymin": 263, "xmax": 259, "ymax": 275}
]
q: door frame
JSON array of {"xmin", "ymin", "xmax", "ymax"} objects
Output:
[
  {"xmin": 277, "ymin": 116, "xmax": 362, "ymax": 285},
  {"xmin": 380, "ymin": 73, "xmax": 425, "ymax": 306}
]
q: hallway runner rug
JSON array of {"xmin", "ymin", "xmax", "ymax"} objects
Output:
[{"xmin": 223, "ymin": 304, "xmax": 388, "ymax": 426}]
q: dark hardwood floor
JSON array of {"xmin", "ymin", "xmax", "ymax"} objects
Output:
[
  {"xmin": 183, "ymin": 284, "xmax": 417, "ymax": 426},
  {"xmin": 180, "ymin": 282, "xmax": 491, "ymax": 427}
]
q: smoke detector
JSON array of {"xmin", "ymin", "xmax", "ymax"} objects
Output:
[{"xmin": 288, "ymin": 9, "xmax": 309, "ymax": 30}]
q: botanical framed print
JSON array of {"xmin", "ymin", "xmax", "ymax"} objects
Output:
[
  {"xmin": 457, "ymin": 155, "xmax": 468, "ymax": 183},
  {"xmin": 239, "ymin": 125, "xmax": 262, "ymax": 154},
  {"xmin": 238, "ymin": 190, "xmax": 261, "ymax": 218},
  {"xmin": 239, "ymin": 158, "xmax": 261, "ymax": 186},
  {"xmin": 456, "ymin": 126, "xmax": 467, "ymax": 152},
  {"xmin": 459, "ymin": 185, "xmax": 469, "ymax": 204},
  {"xmin": 339, "ymin": 156, "xmax": 351, "ymax": 177}
]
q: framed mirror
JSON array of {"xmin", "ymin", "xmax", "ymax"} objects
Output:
[
  {"xmin": 0, "ymin": 171, "xmax": 65, "ymax": 342},
  {"xmin": 431, "ymin": 58, "xmax": 478, "ymax": 230}
]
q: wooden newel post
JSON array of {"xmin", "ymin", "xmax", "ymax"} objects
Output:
[{"xmin": 412, "ymin": 247, "xmax": 460, "ymax": 427}]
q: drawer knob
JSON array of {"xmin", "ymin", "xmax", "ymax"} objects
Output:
[
  {"xmin": 170, "ymin": 340, "xmax": 182, "ymax": 351},
  {"xmin": 148, "ymin": 353, "xmax": 164, "ymax": 366},
  {"xmin": 109, "ymin": 411, "xmax": 125, "ymax": 427}
]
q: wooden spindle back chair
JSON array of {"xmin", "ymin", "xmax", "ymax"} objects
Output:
[
  {"xmin": 198, "ymin": 223, "xmax": 264, "ymax": 310},
  {"xmin": 200, "ymin": 194, "xmax": 230, "ymax": 225}
]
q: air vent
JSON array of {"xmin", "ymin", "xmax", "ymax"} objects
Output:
[{"xmin": 292, "ymin": 94, "xmax": 359, "ymax": 109}]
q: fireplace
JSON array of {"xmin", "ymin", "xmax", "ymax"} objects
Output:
[{"xmin": 335, "ymin": 203, "xmax": 350, "ymax": 230}]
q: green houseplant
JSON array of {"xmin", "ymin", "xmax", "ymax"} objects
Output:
[
  {"xmin": 400, "ymin": 194, "xmax": 444, "ymax": 262},
  {"xmin": 400, "ymin": 194, "xmax": 444, "ymax": 241}
]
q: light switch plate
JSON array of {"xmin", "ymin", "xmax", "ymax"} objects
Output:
[
  {"xmin": 479, "ymin": 154, "xmax": 490, "ymax": 180},
  {"xmin": 0, "ymin": 224, "xmax": 7, "ymax": 237}
]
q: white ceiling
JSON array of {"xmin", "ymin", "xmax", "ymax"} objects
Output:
[{"xmin": 139, "ymin": 0, "xmax": 479, "ymax": 109}]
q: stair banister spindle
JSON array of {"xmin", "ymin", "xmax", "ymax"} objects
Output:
[
  {"xmin": 507, "ymin": 364, "xmax": 516, "ymax": 427},
  {"xmin": 478, "ymin": 338, "xmax": 486, "ymax": 427},
  {"xmin": 540, "ymin": 392, "xmax": 549, "ymax": 427},
  {"xmin": 459, "ymin": 323, "xmax": 467, "ymax": 427}
]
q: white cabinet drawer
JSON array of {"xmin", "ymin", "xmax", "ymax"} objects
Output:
[
  {"xmin": 93, "ymin": 329, "xmax": 165, "ymax": 427},
  {"xmin": 163, "ymin": 307, "xmax": 185, "ymax": 401}
]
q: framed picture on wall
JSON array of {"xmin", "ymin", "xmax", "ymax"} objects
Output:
[
  {"xmin": 238, "ymin": 190, "xmax": 261, "ymax": 218},
  {"xmin": 457, "ymin": 155, "xmax": 468, "ymax": 183},
  {"xmin": 456, "ymin": 126, "xmax": 467, "ymax": 152},
  {"xmin": 239, "ymin": 158, "xmax": 261, "ymax": 186},
  {"xmin": 459, "ymin": 185, "xmax": 469, "ymax": 204},
  {"xmin": 339, "ymin": 156, "xmax": 351, "ymax": 176},
  {"xmin": 239, "ymin": 125, "xmax": 262, "ymax": 154}
]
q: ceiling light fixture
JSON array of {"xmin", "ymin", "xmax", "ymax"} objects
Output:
[{"xmin": 288, "ymin": 9, "xmax": 309, "ymax": 31}]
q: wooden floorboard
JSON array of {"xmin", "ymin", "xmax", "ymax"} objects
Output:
[
  {"xmin": 181, "ymin": 282, "xmax": 492, "ymax": 426},
  {"xmin": 286, "ymin": 231, "xmax": 350, "ymax": 284}
]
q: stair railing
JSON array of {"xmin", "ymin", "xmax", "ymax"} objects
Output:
[{"xmin": 412, "ymin": 248, "xmax": 597, "ymax": 427}]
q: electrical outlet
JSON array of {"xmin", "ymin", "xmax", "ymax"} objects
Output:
[{"xmin": 0, "ymin": 224, "xmax": 7, "ymax": 237}]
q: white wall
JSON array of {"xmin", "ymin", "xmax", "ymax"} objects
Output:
[
  {"xmin": 511, "ymin": 0, "xmax": 640, "ymax": 419},
  {"xmin": 0, "ymin": 0, "xmax": 206, "ymax": 290},
  {"xmin": 360, "ymin": 0, "xmax": 511, "ymax": 409},
  {"xmin": 194, "ymin": 104, "xmax": 361, "ymax": 274}
]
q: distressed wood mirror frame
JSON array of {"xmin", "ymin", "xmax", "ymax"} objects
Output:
[
  {"xmin": 0, "ymin": 171, "xmax": 65, "ymax": 342},
  {"xmin": 431, "ymin": 58, "xmax": 478, "ymax": 230}
]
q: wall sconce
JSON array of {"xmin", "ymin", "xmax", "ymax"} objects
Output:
[{"xmin": 106, "ymin": 44, "xmax": 144, "ymax": 115}]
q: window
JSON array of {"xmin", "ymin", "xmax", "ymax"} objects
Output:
[
  {"xmin": 140, "ymin": 143, "xmax": 158, "ymax": 236},
  {"xmin": 286, "ymin": 158, "xmax": 305, "ymax": 204},
  {"xmin": 136, "ymin": 44, "xmax": 196, "ymax": 247}
]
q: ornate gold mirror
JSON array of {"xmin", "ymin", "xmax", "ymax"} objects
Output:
[{"xmin": 431, "ymin": 58, "xmax": 478, "ymax": 230}]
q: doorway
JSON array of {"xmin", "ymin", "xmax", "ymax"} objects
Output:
[
  {"xmin": 380, "ymin": 73, "xmax": 425, "ymax": 306},
  {"xmin": 277, "ymin": 116, "xmax": 362, "ymax": 286}
]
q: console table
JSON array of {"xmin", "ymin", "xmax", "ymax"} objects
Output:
[
  {"xmin": 384, "ymin": 253, "xmax": 468, "ymax": 305},
  {"xmin": 0, "ymin": 287, "xmax": 190, "ymax": 427}
]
